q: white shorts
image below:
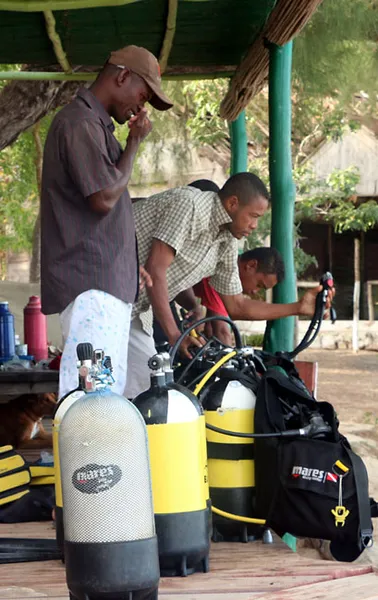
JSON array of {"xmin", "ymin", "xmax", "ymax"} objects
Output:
[
  {"xmin": 124, "ymin": 315, "xmax": 157, "ymax": 399},
  {"xmin": 59, "ymin": 290, "xmax": 132, "ymax": 399}
]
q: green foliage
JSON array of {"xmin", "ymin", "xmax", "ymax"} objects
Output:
[
  {"xmin": 182, "ymin": 80, "xmax": 229, "ymax": 146},
  {"xmin": 242, "ymin": 333, "xmax": 264, "ymax": 348},
  {"xmin": 292, "ymin": 0, "xmax": 378, "ymax": 101},
  {"xmin": 0, "ymin": 117, "xmax": 51, "ymax": 254},
  {"xmin": 0, "ymin": 133, "xmax": 38, "ymax": 252},
  {"xmin": 294, "ymin": 165, "xmax": 378, "ymax": 233}
]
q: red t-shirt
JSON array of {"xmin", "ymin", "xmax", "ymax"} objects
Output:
[{"xmin": 193, "ymin": 277, "xmax": 228, "ymax": 317}]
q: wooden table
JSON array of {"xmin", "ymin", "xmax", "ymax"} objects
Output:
[{"xmin": 0, "ymin": 369, "xmax": 59, "ymax": 396}]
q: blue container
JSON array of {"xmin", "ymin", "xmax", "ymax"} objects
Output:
[{"xmin": 0, "ymin": 302, "xmax": 16, "ymax": 360}]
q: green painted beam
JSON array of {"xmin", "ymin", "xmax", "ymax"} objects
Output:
[
  {"xmin": 229, "ymin": 110, "xmax": 247, "ymax": 175},
  {"xmin": 264, "ymin": 41, "xmax": 296, "ymax": 355},
  {"xmin": 0, "ymin": 0, "xmax": 210, "ymax": 9},
  {"xmin": 0, "ymin": 0, "xmax": 140, "ymax": 10},
  {"xmin": 0, "ymin": 70, "xmax": 233, "ymax": 81}
]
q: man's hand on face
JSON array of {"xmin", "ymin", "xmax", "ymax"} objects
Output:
[
  {"xmin": 127, "ymin": 108, "xmax": 152, "ymax": 143},
  {"xmin": 298, "ymin": 285, "xmax": 336, "ymax": 318}
]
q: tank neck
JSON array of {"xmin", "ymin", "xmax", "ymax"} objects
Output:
[{"xmin": 151, "ymin": 372, "xmax": 166, "ymax": 388}]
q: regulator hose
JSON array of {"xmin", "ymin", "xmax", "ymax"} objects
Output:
[
  {"xmin": 211, "ymin": 506, "xmax": 266, "ymax": 526},
  {"xmin": 193, "ymin": 351, "xmax": 237, "ymax": 395},
  {"xmin": 169, "ymin": 315, "xmax": 242, "ymax": 366}
]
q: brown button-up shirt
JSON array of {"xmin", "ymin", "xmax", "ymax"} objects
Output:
[{"xmin": 41, "ymin": 88, "xmax": 138, "ymax": 315}]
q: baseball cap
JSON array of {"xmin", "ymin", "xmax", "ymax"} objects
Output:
[{"xmin": 108, "ymin": 45, "xmax": 173, "ymax": 111}]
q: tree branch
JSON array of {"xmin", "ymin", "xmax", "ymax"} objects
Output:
[{"xmin": 0, "ymin": 66, "xmax": 92, "ymax": 151}]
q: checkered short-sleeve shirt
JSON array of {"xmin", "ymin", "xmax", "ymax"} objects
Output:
[{"xmin": 132, "ymin": 186, "xmax": 243, "ymax": 328}]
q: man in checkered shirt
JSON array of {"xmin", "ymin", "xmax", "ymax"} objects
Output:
[{"xmin": 125, "ymin": 172, "xmax": 322, "ymax": 398}]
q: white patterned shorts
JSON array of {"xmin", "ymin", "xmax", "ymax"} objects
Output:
[{"xmin": 59, "ymin": 290, "xmax": 132, "ymax": 399}]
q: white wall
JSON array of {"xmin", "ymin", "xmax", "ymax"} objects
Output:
[{"xmin": 308, "ymin": 126, "xmax": 378, "ymax": 197}]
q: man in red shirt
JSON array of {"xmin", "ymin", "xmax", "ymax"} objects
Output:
[{"xmin": 192, "ymin": 247, "xmax": 285, "ymax": 345}]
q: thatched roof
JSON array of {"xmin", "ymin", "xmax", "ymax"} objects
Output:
[{"xmin": 0, "ymin": 0, "xmax": 324, "ymax": 120}]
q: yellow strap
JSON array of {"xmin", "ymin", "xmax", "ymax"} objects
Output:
[
  {"xmin": 0, "ymin": 454, "xmax": 26, "ymax": 475},
  {"xmin": 0, "ymin": 469, "xmax": 31, "ymax": 492},
  {"xmin": 0, "ymin": 445, "xmax": 13, "ymax": 454},
  {"xmin": 30, "ymin": 475, "xmax": 55, "ymax": 486},
  {"xmin": 0, "ymin": 489, "xmax": 29, "ymax": 507},
  {"xmin": 30, "ymin": 465, "xmax": 55, "ymax": 478}
]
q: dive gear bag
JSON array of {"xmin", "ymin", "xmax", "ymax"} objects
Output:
[{"xmin": 254, "ymin": 366, "xmax": 374, "ymax": 560}]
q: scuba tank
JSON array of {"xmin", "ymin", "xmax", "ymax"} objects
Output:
[
  {"xmin": 59, "ymin": 343, "xmax": 159, "ymax": 600},
  {"xmin": 200, "ymin": 349, "xmax": 261, "ymax": 542},
  {"xmin": 53, "ymin": 343, "xmax": 107, "ymax": 560},
  {"xmin": 133, "ymin": 352, "xmax": 210, "ymax": 577}
]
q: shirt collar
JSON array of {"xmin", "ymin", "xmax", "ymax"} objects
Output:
[
  {"xmin": 212, "ymin": 193, "xmax": 233, "ymax": 230},
  {"xmin": 76, "ymin": 88, "xmax": 115, "ymax": 132}
]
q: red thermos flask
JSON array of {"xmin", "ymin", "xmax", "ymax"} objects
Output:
[{"xmin": 24, "ymin": 296, "xmax": 48, "ymax": 362}]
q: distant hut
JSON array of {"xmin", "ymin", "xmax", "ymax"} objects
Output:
[{"xmin": 298, "ymin": 126, "xmax": 378, "ymax": 321}]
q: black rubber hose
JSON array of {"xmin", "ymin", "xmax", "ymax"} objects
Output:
[
  {"xmin": 169, "ymin": 316, "xmax": 242, "ymax": 366},
  {"xmin": 176, "ymin": 338, "xmax": 216, "ymax": 385},
  {"xmin": 0, "ymin": 538, "xmax": 59, "ymax": 550},
  {"xmin": 0, "ymin": 538, "xmax": 62, "ymax": 564},
  {"xmin": 0, "ymin": 550, "xmax": 61, "ymax": 564},
  {"xmin": 205, "ymin": 422, "xmax": 301, "ymax": 438},
  {"xmin": 53, "ymin": 386, "xmax": 80, "ymax": 417}
]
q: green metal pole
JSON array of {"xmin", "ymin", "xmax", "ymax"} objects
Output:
[
  {"xmin": 265, "ymin": 40, "xmax": 297, "ymax": 554},
  {"xmin": 229, "ymin": 110, "xmax": 248, "ymax": 175},
  {"xmin": 264, "ymin": 41, "xmax": 296, "ymax": 354}
]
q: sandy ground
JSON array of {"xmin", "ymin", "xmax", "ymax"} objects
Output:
[{"xmin": 298, "ymin": 349, "xmax": 378, "ymax": 566}]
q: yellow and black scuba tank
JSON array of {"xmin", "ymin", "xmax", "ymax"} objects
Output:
[
  {"xmin": 133, "ymin": 352, "xmax": 210, "ymax": 577},
  {"xmin": 53, "ymin": 342, "xmax": 113, "ymax": 559},
  {"xmin": 200, "ymin": 359, "xmax": 261, "ymax": 543},
  {"xmin": 0, "ymin": 445, "xmax": 31, "ymax": 506}
]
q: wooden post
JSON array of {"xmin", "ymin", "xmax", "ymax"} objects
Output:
[{"xmin": 352, "ymin": 237, "xmax": 361, "ymax": 353}]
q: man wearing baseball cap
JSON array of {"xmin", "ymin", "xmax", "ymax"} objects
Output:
[{"xmin": 41, "ymin": 45, "xmax": 173, "ymax": 399}]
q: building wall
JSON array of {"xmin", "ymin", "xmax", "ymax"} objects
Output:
[{"xmin": 308, "ymin": 126, "xmax": 378, "ymax": 197}]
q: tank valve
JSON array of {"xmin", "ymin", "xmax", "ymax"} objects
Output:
[
  {"xmin": 76, "ymin": 343, "xmax": 114, "ymax": 392},
  {"xmin": 148, "ymin": 354, "xmax": 164, "ymax": 371}
]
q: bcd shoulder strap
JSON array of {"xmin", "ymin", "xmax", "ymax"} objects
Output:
[{"xmin": 343, "ymin": 442, "xmax": 374, "ymax": 549}]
